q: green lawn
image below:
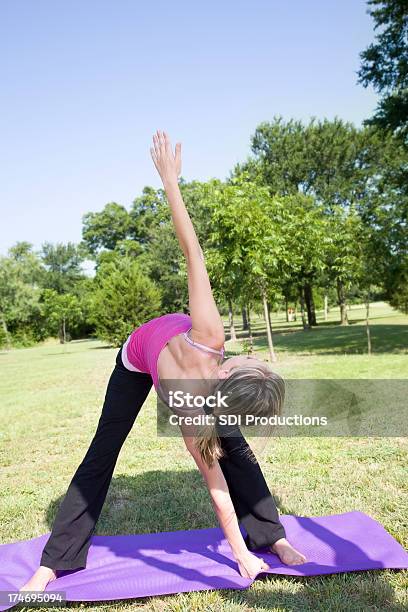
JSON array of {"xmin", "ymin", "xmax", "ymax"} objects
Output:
[{"xmin": 0, "ymin": 302, "xmax": 407, "ymax": 611}]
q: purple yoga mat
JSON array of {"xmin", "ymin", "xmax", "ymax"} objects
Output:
[{"xmin": 0, "ymin": 511, "xmax": 407, "ymax": 610}]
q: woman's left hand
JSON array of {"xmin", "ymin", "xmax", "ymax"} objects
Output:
[
  {"xmin": 150, "ymin": 130, "xmax": 182, "ymax": 185},
  {"xmin": 236, "ymin": 551, "xmax": 270, "ymax": 579}
]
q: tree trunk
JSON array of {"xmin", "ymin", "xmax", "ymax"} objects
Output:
[
  {"xmin": 267, "ymin": 301, "xmax": 273, "ymax": 332},
  {"xmin": 366, "ymin": 295, "xmax": 371, "ymax": 356},
  {"xmin": 1, "ymin": 315, "xmax": 11, "ymax": 350},
  {"xmin": 247, "ymin": 304, "xmax": 253, "ymax": 353},
  {"xmin": 299, "ymin": 287, "xmax": 310, "ymax": 330},
  {"xmin": 228, "ymin": 299, "xmax": 237, "ymax": 342},
  {"xmin": 337, "ymin": 279, "xmax": 349, "ymax": 325},
  {"xmin": 59, "ymin": 318, "xmax": 67, "ymax": 344},
  {"xmin": 242, "ymin": 306, "xmax": 248, "ymax": 331},
  {"xmin": 263, "ymin": 293, "xmax": 277, "ymax": 362},
  {"xmin": 285, "ymin": 296, "xmax": 289, "ymax": 322},
  {"xmin": 324, "ymin": 294, "xmax": 328, "ymax": 322},
  {"xmin": 304, "ymin": 282, "xmax": 317, "ymax": 326}
]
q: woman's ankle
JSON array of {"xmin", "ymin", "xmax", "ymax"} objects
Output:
[{"xmin": 39, "ymin": 566, "xmax": 57, "ymax": 578}]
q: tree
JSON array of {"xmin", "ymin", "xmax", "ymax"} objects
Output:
[
  {"xmin": 0, "ymin": 244, "xmax": 43, "ymax": 348},
  {"xmin": 82, "ymin": 203, "xmax": 132, "ymax": 254},
  {"xmin": 358, "ymin": 0, "xmax": 408, "ymax": 142},
  {"xmin": 41, "ymin": 242, "xmax": 84, "ymax": 294},
  {"xmin": 206, "ymin": 246, "xmax": 241, "ymax": 342},
  {"xmin": 355, "ymin": 129, "xmax": 408, "ymax": 313},
  {"xmin": 138, "ymin": 222, "xmax": 189, "ymax": 313},
  {"xmin": 90, "ymin": 257, "xmax": 162, "ymax": 345},
  {"xmin": 325, "ymin": 210, "xmax": 363, "ymax": 325},
  {"xmin": 129, "ymin": 186, "xmax": 162, "ymax": 247},
  {"xmin": 41, "ymin": 289, "xmax": 82, "ymax": 344},
  {"xmin": 246, "ymin": 117, "xmax": 401, "ymax": 323},
  {"xmin": 250, "ymin": 117, "xmax": 312, "ymax": 195},
  {"xmin": 206, "ymin": 179, "xmax": 290, "ymax": 362},
  {"xmin": 135, "ymin": 180, "xmax": 213, "ymax": 314},
  {"xmin": 278, "ymin": 194, "xmax": 329, "ymax": 329}
]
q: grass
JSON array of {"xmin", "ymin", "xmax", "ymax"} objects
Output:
[{"xmin": 0, "ymin": 302, "xmax": 407, "ymax": 611}]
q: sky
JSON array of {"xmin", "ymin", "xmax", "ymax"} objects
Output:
[{"xmin": 0, "ymin": 0, "xmax": 379, "ymax": 255}]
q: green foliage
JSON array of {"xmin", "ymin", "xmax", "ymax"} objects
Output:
[
  {"xmin": 129, "ymin": 186, "xmax": 163, "ymax": 246},
  {"xmin": 0, "ymin": 244, "xmax": 43, "ymax": 347},
  {"xmin": 3, "ymin": 117, "xmax": 407, "ymax": 349},
  {"xmin": 90, "ymin": 257, "xmax": 162, "ymax": 346},
  {"xmin": 250, "ymin": 116, "xmax": 368, "ymax": 207},
  {"xmin": 82, "ymin": 203, "xmax": 132, "ymax": 254},
  {"xmin": 41, "ymin": 289, "xmax": 83, "ymax": 343},
  {"xmin": 384, "ymin": 258, "xmax": 408, "ymax": 313},
  {"xmin": 40, "ymin": 242, "xmax": 84, "ymax": 294},
  {"xmin": 133, "ymin": 181, "xmax": 211, "ymax": 313},
  {"xmin": 138, "ymin": 222, "xmax": 188, "ymax": 313},
  {"xmin": 82, "ymin": 188, "xmax": 164, "ymax": 256},
  {"xmin": 325, "ymin": 208, "xmax": 364, "ymax": 288},
  {"xmin": 242, "ymin": 117, "xmax": 408, "ymax": 319},
  {"xmin": 358, "ymin": 0, "xmax": 408, "ymax": 141}
]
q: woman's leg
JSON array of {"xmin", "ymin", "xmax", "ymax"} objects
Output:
[
  {"xmin": 217, "ymin": 422, "xmax": 286, "ymax": 551},
  {"xmin": 40, "ymin": 349, "xmax": 153, "ymax": 571}
]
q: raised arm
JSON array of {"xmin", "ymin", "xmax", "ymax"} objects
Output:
[{"xmin": 150, "ymin": 130, "xmax": 225, "ymax": 348}]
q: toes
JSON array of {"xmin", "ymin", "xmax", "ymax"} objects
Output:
[{"xmin": 291, "ymin": 556, "xmax": 307, "ymax": 565}]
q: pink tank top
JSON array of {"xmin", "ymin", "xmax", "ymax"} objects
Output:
[{"xmin": 124, "ymin": 313, "xmax": 193, "ymax": 390}]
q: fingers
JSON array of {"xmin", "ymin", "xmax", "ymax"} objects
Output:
[
  {"xmin": 248, "ymin": 560, "xmax": 269, "ymax": 579},
  {"xmin": 163, "ymin": 130, "xmax": 173, "ymax": 154},
  {"xmin": 152, "ymin": 133, "xmax": 160, "ymax": 158},
  {"xmin": 152, "ymin": 130, "xmax": 167, "ymax": 158},
  {"xmin": 150, "ymin": 147, "xmax": 158, "ymax": 169},
  {"xmin": 151, "ymin": 130, "xmax": 181, "ymax": 176},
  {"xmin": 257, "ymin": 556, "xmax": 269, "ymax": 571},
  {"xmin": 157, "ymin": 129, "xmax": 166, "ymax": 155}
]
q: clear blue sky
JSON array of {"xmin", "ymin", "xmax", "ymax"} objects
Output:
[{"xmin": 0, "ymin": 0, "xmax": 378, "ymax": 255}]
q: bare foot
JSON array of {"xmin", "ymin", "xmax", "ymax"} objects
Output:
[
  {"xmin": 20, "ymin": 566, "xmax": 57, "ymax": 592},
  {"xmin": 271, "ymin": 538, "xmax": 307, "ymax": 565}
]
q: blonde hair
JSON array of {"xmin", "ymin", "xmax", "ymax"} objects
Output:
[{"xmin": 195, "ymin": 363, "xmax": 285, "ymax": 468}]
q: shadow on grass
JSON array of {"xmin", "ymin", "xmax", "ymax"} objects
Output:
[
  {"xmin": 63, "ymin": 571, "xmax": 404, "ymax": 612},
  {"xmin": 251, "ymin": 324, "xmax": 408, "ymax": 355},
  {"xmin": 45, "ymin": 470, "xmax": 214, "ymax": 536},
  {"xmin": 42, "ymin": 473, "xmax": 406, "ymax": 612},
  {"xmin": 222, "ymin": 571, "xmax": 404, "ymax": 612},
  {"xmin": 89, "ymin": 345, "xmax": 115, "ymax": 350}
]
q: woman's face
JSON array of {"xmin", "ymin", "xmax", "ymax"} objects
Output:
[{"xmin": 217, "ymin": 354, "xmax": 271, "ymax": 379}]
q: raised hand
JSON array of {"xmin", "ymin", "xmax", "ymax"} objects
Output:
[{"xmin": 150, "ymin": 129, "xmax": 182, "ymax": 186}]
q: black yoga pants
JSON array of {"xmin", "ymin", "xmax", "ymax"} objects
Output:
[{"xmin": 40, "ymin": 348, "xmax": 285, "ymax": 571}]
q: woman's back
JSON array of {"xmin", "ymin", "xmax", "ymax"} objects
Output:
[{"xmin": 124, "ymin": 313, "xmax": 193, "ymax": 389}]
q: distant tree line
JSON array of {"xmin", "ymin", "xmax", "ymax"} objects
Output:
[{"xmin": 1, "ymin": 0, "xmax": 406, "ymax": 353}]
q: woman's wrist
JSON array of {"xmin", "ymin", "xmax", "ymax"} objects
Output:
[
  {"xmin": 213, "ymin": 501, "xmax": 251, "ymax": 562},
  {"xmin": 232, "ymin": 547, "xmax": 251, "ymax": 562},
  {"xmin": 162, "ymin": 175, "xmax": 179, "ymax": 191}
]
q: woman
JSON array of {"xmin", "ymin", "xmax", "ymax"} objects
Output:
[{"xmin": 21, "ymin": 131, "xmax": 306, "ymax": 592}]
